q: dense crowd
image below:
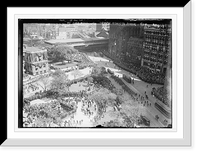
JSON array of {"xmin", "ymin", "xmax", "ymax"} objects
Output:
[
  {"xmin": 81, "ymin": 98, "xmax": 97, "ymax": 119},
  {"xmin": 102, "ymin": 52, "xmax": 166, "ymax": 85},
  {"xmin": 23, "ymin": 97, "xmax": 81, "ymax": 127},
  {"xmin": 152, "ymin": 86, "xmax": 170, "ymax": 107},
  {"xmin": 115, "ymin": 63, "xmax": 165, "ymax": 85},
  {"xmin": 111, "ymin": 75, "xmax": 151, "ymax": 107},
  {"xmin": 61, "ymin": 97, "xmax": 98, "ymax": 127},
  {"xmin": 23, "ymin": 101, "xmax": 64, "ymax": 127},
  {"xmin": 137, "ymin": 67, "xmax": 165, "ymax": 84},
  {"xmin": 22, "ymin": 75, "xmax": 100, "ymax": 127},
  {"xmin": 23, "ymin": 83, "xmax": 39, "ymax": 94},
  {"xmin": 92, "ymin": 75, "xmax": 115, "ymax": 92},
  {"xmin": 111, "ymin": 75, "xmax": 137, "ymax": 98}
]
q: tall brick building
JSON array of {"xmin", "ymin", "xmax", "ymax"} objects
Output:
[
  {"xmin": 141, "ymin": 22, "xmax": 172, "ymax": 74},
  {"xmin": 108, "ymin": 23, "xmax": 144, "ymax": 69}
]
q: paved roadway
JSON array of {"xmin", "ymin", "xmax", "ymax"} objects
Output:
[
  {"xmin": 108, "ymin": 75, "xmax": 164, "ymax": 127},
  {"xmin": 88, "ymin": 55, "xmax": 171, "ymax": 127}
]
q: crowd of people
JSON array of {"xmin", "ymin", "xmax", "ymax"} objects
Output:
[
  {"xmin": 23, "ymin": 81, "xmax": 99, "ymax": 127},
  {"xmin": 92, "ymin": 75, "xmax": 115, "ymax": 92},
  {"xmin": 81, "ymin": 98, "xmax": 97, "ymax": 119},
  {"xmin": 23, "ymin": 101, "xmax": 64, "ymax": 127},
  {"xmin": 111, "ymin": 75, "xmax": 137, "ymax": 98},
  {"xmin": 23, "ymin": 98, "xmax": 80, "ymax": 127},
  {"xmin": 152, "ymin": 86, "xmax": 170, "ymax": 107},
  {"xmin": 137, "ymin": 67, "xmax": 165, "ymax": 84},
  {"xmin": 111, "ymin": 75, "xmax": 152, "ymax": 108},
  {"xmin": 61, "ymin": 117, "xmax": 84, "ymax": 127},
  {"xmin": 102, "ymin": 52, "xmax": 166, "ymax": 85},
  {"xmin": 57, "ymin": 97, "xmax": 98, "ymax": 127},
  {"xmin": 135, "ymin": 64, "xmax": 164, "ymax": 85},
  {"xmin": 23, "ymin": 83, "xmax": 41, "ymax": 95}
]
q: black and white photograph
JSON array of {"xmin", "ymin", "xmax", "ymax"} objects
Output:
[
  {"xmin": 20, "ymin": 19, "xmax": 172, "ymax": 128},
  {"xmin": 4, "ymin": 2, "xmax": 193, "ymax": 148}
]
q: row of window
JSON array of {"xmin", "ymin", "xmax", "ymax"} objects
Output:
[
  {"xmin": 35, "ymin": 63, "xmax": 47, "ymax": 70},
  {"xmin": 34, "ymin": 70, "xmax": 47, "ymax": 75},
  {"xmin": 144, "ymin": 24, "xmax": 169, "ymax": 29},
  {"xmin": 144, "ymin": 51, "xmax": 168, "ymax": 57},
  {"xmin": 144, "ymin": 40, "xmax": 171, "ymax": 45},
  {"xmin": 144, "ymin": 30, "xmax": 169, "ymax": 36},
  {"xmin": 143, "ymin": 57, "xmax": 168, "ymax": 64},
  {"xmin": 145, "ymin": 34, "xmax": 169, "ymax": 40},
  {"xmin": 143, "ymin": 45, "xmax": 169, "ymax": 53},
  {"xmin": 144, "ymin": 39, "xmax": 167, "ymax": 46}
]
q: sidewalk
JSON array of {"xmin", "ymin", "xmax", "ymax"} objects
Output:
[
  {"xmin": 109, "ymin": 76, "xmax": 164, "ymax": 127},
  {"xmin": 122, "ymin": 79, "xmax": 171, "ymax": 126},
  {"xmin": 83, "ymin": 53, "xmax": 171, "ymax": 127}
]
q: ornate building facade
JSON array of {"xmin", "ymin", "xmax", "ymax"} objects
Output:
[
  {"xmin": 141, "ymin": 23, "xmax": 172, "ymax": 74},
  {"xmin": 24, "ymin": 47, "xmax": 49, "ymax": 76}
]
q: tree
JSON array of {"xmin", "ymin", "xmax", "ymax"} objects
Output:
[
  {"xmin": 88, "ymin": 88, "xmax": 108, "ymax": 114},
  {"xmin": 51, "ymin": 45, "xmax": 79, "ymax": 64},
  {"xmin": 40, "ymin": 77, "xmax": 51, "ymax": 91},
  {"xmin": 91, "ymin": 66, "xmax": 100, "ymax": 75},
  {"xmin": 113, "ymin": 88, "xmax": 124, "ymax": 96},
  {"xmin": 88, "ymin": 88, "xmax": 117, "ymax": 115},
  {"xmin": 107, "ymin": 92, "xmax": 117, "ymax": 107},
  {"xmin": 92, "ymin": 66, "xmax": 106, "ymax": 76},
  {"xmin": 87, "ymin": 76, "xmax": 93, "ymax": 84},
  {"xmin": 50, "ymin": 70, "xmax": 70, "ymax": 96}
]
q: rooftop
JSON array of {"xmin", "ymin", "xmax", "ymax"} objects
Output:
[
  {"xmin": 59, "ymin": 26, "xmax": 76, "ymax": 32},
  {"xmin": 82, "ymin": 37, "xmax": 109, "ymax": 42},
  {"xmin": 24, "ymin": 47, "xmax": 47, "ymax": 53},
  {"xmin": 53, "ymin": 62, "xmax": 78, "ymax": 69},
  {"xmin": 69, "ymin": 43, "xmax": 86, "ymax": 47},
  {"xmin": 45, "ymin": 38, "xmax": 84, "ymax": 44},
  {"xmin": 45, "ymin": 37, "xmax": 109, "ymax": 45}
]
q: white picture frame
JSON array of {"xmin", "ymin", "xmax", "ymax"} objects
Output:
[{"xmin": 4, "ymin": 1, "xmax": 191, "ymax": 147}]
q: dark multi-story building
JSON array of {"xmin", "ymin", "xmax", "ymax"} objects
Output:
[
  {"xmin": 106, "ymin": 20, "xmax": 172, "ymax": 84},
  {"xmin": 108, "ymin": 23, "xmax": 144, "ymax": 69},
  {"xmin": 141, "ymin": 22, "xmax": 172, "ymax": 74}
]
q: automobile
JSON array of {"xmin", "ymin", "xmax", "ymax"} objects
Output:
[
  {"xmin": 155, "ymin": 115, "xmax": 159, "ymax": 120},
  {"xmin": 107, "ymin": 69, "xmax": 114, "ymax": 75},
  {"xmin": 123, "ymin": 74, "xmax": 132, "ymax": 83},
  {"xmin": 167, "ymin": 124, "xmax": 172, "ymax": 128},
  {"xmin": 140, "ymin": 115, "xmax": 150, "ymax": 126}
]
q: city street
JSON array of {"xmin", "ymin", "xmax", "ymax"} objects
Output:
[{"xmin": 88, "ymin": 54, "xmax": 171, "ymax": 127}]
